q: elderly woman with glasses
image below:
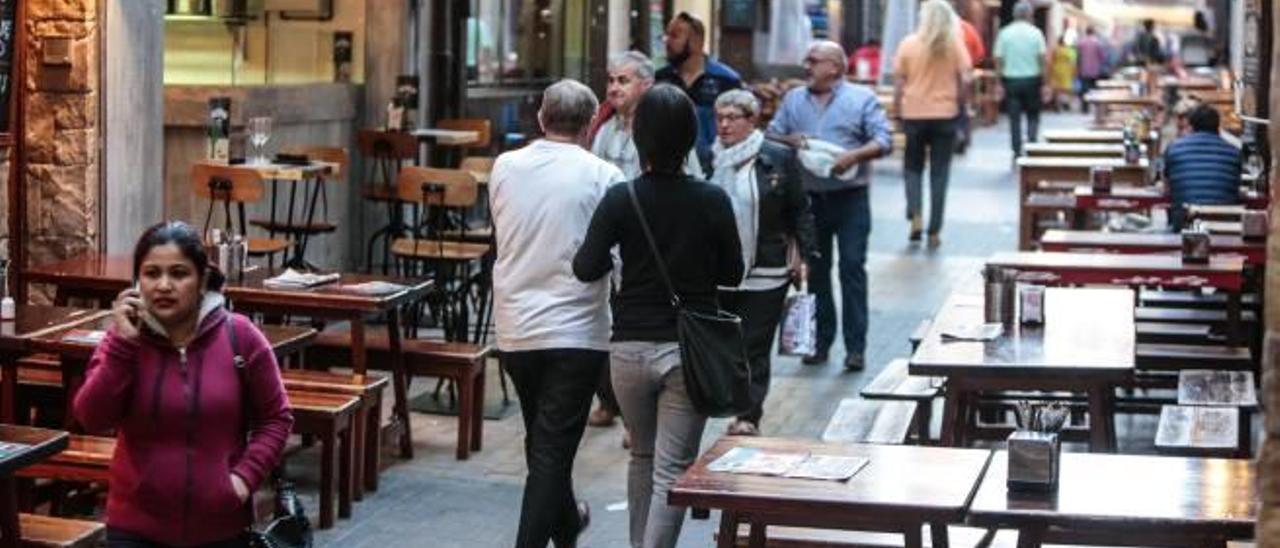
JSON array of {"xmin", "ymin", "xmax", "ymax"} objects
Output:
[{"xmin": 709, "ymin": 89, "xmax": 817, "ymax": 436}]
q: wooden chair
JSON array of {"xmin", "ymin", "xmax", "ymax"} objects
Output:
[
  {"xmin": 356, "ymin": 129, "xmax": 418, "ymax": 274},
  {"xmin": 280, "ymin": 370, "xmax": 388, "ymax": 499},
  {"xmin": 305, "ymin": 327, "xmax": 490, "ymax": 460},
  {"xmin": 191, "ymin": 163, "xmax": 291, "ymax": 270},
  {"xmin": 435, "ymin": 118, "xmax": 492, "ymax": 164},
  {"xmin": 250, "ymin": 146, "xmax": 349, "ymax": 242},
  {"xmin": 15, "ymin": 514, "xmax": 104, "ymax": 548},
  {"xmin": 285, "ymin": 389, "xmax": 359, "ymax": 530}
]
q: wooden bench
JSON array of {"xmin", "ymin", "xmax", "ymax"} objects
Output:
[
  {"xmin": 1139, "ymin": 289, "xmax": 1259, "ymax": 310},
  {"xmin": 908, "ymin": 320, "xmax": 931, "ymax": 351},
  {"xmin": 18, "ymin": 435, "xmax": 113, "ymax": 485},
  {"xmin": 727, "ymin": 524, "xmax": 1007, "ymax": 547},
  {"xmin": 306, "ymin": 327, "xmax": 490, "ymax": 460},
  {"xmin": 820, "ymin": 398, "xmax": 917, "ymax": 445},
  {"xmin": 859, "ymin": 359, "xmax": 941, "ymax": 442},
  {"xmin": 1134, "ymin": 322, "xmax": 1217, "ymax": 345},
  {"xmin": 1134, "ymin": 307, "xmax": 1257, "ymax": 328},
  {"xmin": 1155, "ymin": 404, "xmax": 1243, "ymax": 458},
  {"xmin": 1176, "ymin": 370, "xmax": 1256, "ymax": 457},
  {"xmin": 1136, "ymin": 344, "xmax": 1253, "ymax": 371},
  {"xmin": 16, "ymin": 513, "xmax": 104, "ymax": 548},
  {"xmin": 281, "ymin": 370, "xmax": 389, "ymax": 499},
  {"xmin": 286, "ymin": 389, "xmax": 359, "ymax": 530}
]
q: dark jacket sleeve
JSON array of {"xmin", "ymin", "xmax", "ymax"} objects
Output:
[
  {"xmin": 769, "ymin": 142, "xmax": 818, "ymax": 262},
  {"xmin": 573, "ymin": 189, "xmax": 619, "ymax": 282},
  {"xmin": 709, "ymin": 189, "xmax": 745, "ymax": 287},
  {"xmin": 230, "ymin": 316, "xmax": 294, "ymax": 492}
]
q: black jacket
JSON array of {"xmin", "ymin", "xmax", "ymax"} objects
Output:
[
  {"xmin": 573, "ymin": 173, "xmax": 744, "ymax": 342},
  {"xmin": 710, "ymin": 140, "xmax": 819, "ymax": 274}
]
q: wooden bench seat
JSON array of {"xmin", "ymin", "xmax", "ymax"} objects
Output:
[
  {"xmin": 281, "ymin": 370, "xmax": 389, "ymax": 498},
  {"xmin": 821, "ymin": 398, "xmax": 917, "ymax": 445},
  {"xmin": 859, "ymin": 359, "xmax": 940, "ymax": 442},
  {"xmin": 1133, "ymin": 307, "xmax": 1257, "ymax": 327},
  {"xmin": 1135, "ymin": 322, "xmax": 1217, "ymax": 344},
  {"xmin": 726, "ymin": 524, "xmax": 1137, "ymax": 547},
  {"xmin": 1155, "ymin": 405, "xmax": 1244, "ymax": 458},
  {"xmin": 306, "ymin": 327, "xmax": 490, "ymax": 460},
  {"xmin": 18, "ymin": 435, "xmax": 114, "ymax": 485},
  {"xmin": 17, "ymin": 513, "xmax": 104, "ymax": 548},
  {"xmin": 1136, "ymin": 343, "xmax": 1253, "ymax": 371},
  {"xmin": 287, "ymin": 389, "xmax": 360, "ymax": 530},
  {"xmin": 1139, "ymin": 289, "xmax": 1258, "ymax": 310}
]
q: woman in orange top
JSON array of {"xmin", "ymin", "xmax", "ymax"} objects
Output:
[{"xmin": 893, "ymin": 0, "xmax": 972, "ymax": 246}]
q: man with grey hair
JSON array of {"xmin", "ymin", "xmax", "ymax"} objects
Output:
[
  {"xmin": 590, "ymin": 50, "xmax": 703, "ymax": 180},
  {"xmin": 491, "ymin": 78, "xmax": 625, "ymax": 547},
  {"xmin": 994, "ymin": 1, "xmax": 1047, "ymax": 156},
  {"xmin": 766, "ymin": 40, "xmax": 892, "ymax": 371}
]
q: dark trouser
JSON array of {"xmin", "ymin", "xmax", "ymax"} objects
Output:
[
  {"xmin": 719, "ymin": 286, "xmax": 789, "ymax": 426},
  {"xmin": 595, "ymin": 366, "xmax": 622, "ymax": 416},
  {"xmin": 808, "ymin": 187, "xmax": 871, "ymax": 357},
  {"xmin": 955, "ymin": 106, "xmax": 971, "ymax": 151},
  {"xmin": 1003, "ymin": 76, "xmax": 1043, "ymax": 156},
  {"xmin": 902, "ymin": 118, "xmax": 959, "ymax": 235},
  {"xmin": 504, "ymin": 348, "xmax": 607, "ymax": 548},
  {"xmin": 1078, "ymin": 77, "xmax": 1098, "ymax": 112},
  {"xmin": 106, "ymin": 528, "xmax": 248, "ymax": 548}
]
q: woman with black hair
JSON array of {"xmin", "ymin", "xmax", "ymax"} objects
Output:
[
  {"xmin": 573, "ymin": 84, "xmax": 743, "ymax": 548},
  {"xmin": 74, "ymin": 221, "xmax": 293, "ymax": 548}
]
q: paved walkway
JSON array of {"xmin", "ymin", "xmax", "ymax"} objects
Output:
[{"xmin": 305, "ymin": 112, "xmax": 1117, "ymax": 547}]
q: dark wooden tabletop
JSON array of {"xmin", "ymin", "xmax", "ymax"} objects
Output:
[
  {"xmin": 1043, "ymin": 129, "xmax": 1160, "ymax": 144},
  {"xmin": 0, "ymin": 424, "xmax": 69, "ymax": 476},
  {"xmin": 1039, "ymin": 230, "xmax": 1265, "ymax": 266},
  {"xmin": 968, "ymin": 451, "xmax": 1256, "ymax": 538},
  {"xmin": 28, "ymin": 315, "xmax": 317, "ymax": 361},
  {"xmin": 669, "ymin": 437, "xmax": 992, "ymax": 524},
  {"xmin": 22, "ymin": 254, "xmax": 433, "ymax": 314},
  {"xmin": 0, "ymin": 306, "xmax": 110, "ymax": 353},
  {"xmin": 910, "ymin": 288, "xmax": 1135, "ymax": 379},
  {"xmin": 986, "ymin": 251, "xmax": 1246, "ymax": 291},
  {"xmin": 1016, "ymin": 156, "xmax": 1150, "ymax": 170}
]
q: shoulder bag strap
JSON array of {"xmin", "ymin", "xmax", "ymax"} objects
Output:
[
  {"xmin": 625, "ymin": 181, "xmax": 682, "ymax": 309},
  {"xmin": 225, "ymin": 314, "xmax": 251, "ymax": 428}
]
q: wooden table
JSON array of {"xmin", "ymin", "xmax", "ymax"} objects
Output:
[
  {"xmin": 1040, "ymin": 230, "xmax": 1266, "ymax": 267},
  {"xmin": 968, "ymin": 451, "xmax": 1255, "ymax": 547},
  {"xmin": 1016, "ymin": 157, "xmax": 1150, "ymax": 250},
  {"xmin": 22, "ymin": 254, "xmax": 433, "ymax": 460},
  {"xmin": 410, "ymin": 128, "xmax": 479, "ymax": 146},
  {"xmin": 0, "ymin": 306, "xmax": 110, "ymax": 423},
  {"xmin": 1021, "ymin": 142, "xmax": 1142, "ymax": 159},
  {"xmin": 668, "ymin": 436, "xmax": 993, "ymax": 548},
  {"xmin": 910, "ymin": 288, "xmax": 1135, "ymax": 451},
  {"xmin": 0, "ymin": 425, "xmax": 69, "ymax": 548},
  {"xmin": 1043, "ymin": 129, "xmax": 1159, "ymax": 149},
  {"xmin": 986, "ymin": 251, "xmax": 1247, "ymax": 343}
]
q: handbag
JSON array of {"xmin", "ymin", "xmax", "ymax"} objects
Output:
[
  {"xmin": 777, "ymin": 293, "xmax": 816, "ymax": 357},
  {"xmin": 227, "ymin": 318, "xmax": 314, "ymax": 548},
  {"xmin": 625, "ymin": 182, "xmax": 752, "ymax": 418}
]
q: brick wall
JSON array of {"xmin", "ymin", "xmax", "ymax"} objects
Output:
[{"xmin": 22, "ymin": 0, "xmax": 100, "ymax": 269}]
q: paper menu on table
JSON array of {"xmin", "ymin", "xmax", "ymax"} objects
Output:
[
  {"xmin": 940, "ymin": 322, "xmax": 1004, "ymax": 342},
  {"xmin": 782, "ymin": 455, "xmax": 869, "ymax": 481},
  {"xmin": 262, "ymin": 269, "xmax": 341, "ymax": 289},
  {"xmin": 707, "ymin": 447, "xmax": 808, "ymax": 476}
]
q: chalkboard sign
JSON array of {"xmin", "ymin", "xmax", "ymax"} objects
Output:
[
  {"xmin": 0, "ymin": 0, "xmax": 16, "ymax": 137},
  {"xmin": 722, "ymin": 0, "xmax": 756, "ymax": 30}
]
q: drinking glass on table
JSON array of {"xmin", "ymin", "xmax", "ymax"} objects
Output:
[{"xmin": 248, "ymin": 116, "xmax": 273, "ymax": 165}]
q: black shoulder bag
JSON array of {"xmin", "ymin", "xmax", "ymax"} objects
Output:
[
  {"xmin": 226, "ymin": 317, "xmax": 314, "ymax": 548},
  {"xmin": 625, "ymin": 181, "xmax": 752, "ymax": 417}
]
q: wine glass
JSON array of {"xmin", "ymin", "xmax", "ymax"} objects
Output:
[{"xmin": 248, "ymin": 116, "xmax": 272, "ymax": 165}]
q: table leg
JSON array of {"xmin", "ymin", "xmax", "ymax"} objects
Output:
[
  {"xmin": 1015, "ymin": 526, "xmax": 1044, "ymax": 548},
  {"xmin": 1, "ymin": 358, "xmax": 15, "ymax": 424},
  {"xmin": 1226, "ymin": 291, "xmax": 1242, "ymax": 346},
  {"xmin": 363, "ymin": 391, "xmax": 382, "ymax": 492},
  {"xmin": 716, "ymin": 511, "xmax": 739, "ymax": 548},
  {"xmin": 386, "ymin": 307, "xmax": 414, "ymax": 459},
  {"xmin": 903, "ymin": 523, "xmax": 924, "ymax": 548},
  {"xmin": 747, "ymin": 521, "xmax": 767, "ymax": 548},
  {"xmin": 940, "ymin": 387, "xmax": 962, "ymax": 447},
  {"xmin": 1086, "ymin": 385, "xmax": 1116, "ymax": 453},
  {"xmin": 0, "ymin": 477, "xmax": 17, "ymax": 548},
  {"xmin": 929, "ymin": 522, "xmax": 949, "ymax": 548}
]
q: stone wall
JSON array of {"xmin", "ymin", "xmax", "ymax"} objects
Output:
[{"xmin": 23, "ymin": 0, "xmax": 100, "ymax": 269}]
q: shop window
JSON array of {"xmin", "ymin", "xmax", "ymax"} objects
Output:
[{"xmin": 468, "ymin": 0, "xmax": 564, "ymax": 86}]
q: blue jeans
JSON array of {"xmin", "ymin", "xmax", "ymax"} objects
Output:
[{"xmin": 808, "ymin": 187, "xmax": 871, "ymax": 356}]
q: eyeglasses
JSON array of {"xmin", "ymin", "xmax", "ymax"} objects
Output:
[{"xmin": 716, "ymin": 112, "xmax": 751, "ymax": 123}]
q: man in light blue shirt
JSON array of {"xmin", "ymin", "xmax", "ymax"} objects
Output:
[
  {"xmin": 993, "ymin": 1, "xmax": 1047, "ymax": 156},
  {"xmin": 766, "ymin": 40, "xmax": 892, "ymax": 371}
]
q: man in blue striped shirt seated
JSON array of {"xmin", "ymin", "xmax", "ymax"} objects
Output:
[{"xmin": 1163, "ymin": 104, "xmax": 1241, "ymax": 230}]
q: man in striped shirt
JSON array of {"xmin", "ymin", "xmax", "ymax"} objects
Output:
[{"xmin": 1163, "ymin": 104, "xmax": 1241, "ymax": 230}]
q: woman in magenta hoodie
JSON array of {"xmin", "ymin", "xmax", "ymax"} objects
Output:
[{"xmin": 73, "ymin": 221, "xmax": 293, "ymax": 548}]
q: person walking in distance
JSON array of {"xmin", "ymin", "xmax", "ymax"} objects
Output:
[
  {"xmin": 894, "ymin": 0, "xmax": 972, "ymax": 247},
  {"xmin": 993, "ymin": 1, "xmax": 1047, "ymax": 158},
  {"xmin": 574, "ymin": 85, "xmax": 743, "ymax": 548},
  {"xmin": 656, "ymin": 11, "xmax": 743, "ymax": 172},
  {"xmin": 710, "ymin": 89, "xmax": 817, "ymax": 436},
  {"xmin": 592, "ymin": 51, "xmax": 704, "ymax": 181},
  {"xmin": 766, "ymin": 40, "xmax": 892, "ymax": 371},
  {"xmin": 492, "ymin": 79, "xmax": 626, "ymax": 547},
  {"xmin": 1076, "ymin": 27, "xmax": 1108, "ymax": 113}
]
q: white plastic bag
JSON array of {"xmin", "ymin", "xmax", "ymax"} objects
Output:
[{"xmin": 778, "ymin": 293, "xmax": 817, "ymax": 357}]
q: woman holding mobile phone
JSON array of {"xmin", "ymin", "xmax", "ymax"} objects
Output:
[{"xmin": 73, "ymin": 221, "xmax": 293, "ymax": 548}]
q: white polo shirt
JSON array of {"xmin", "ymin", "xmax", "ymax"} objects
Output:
[{"xmin": 490, "ymin": 139, "xmax": 626, "ymax": 352}]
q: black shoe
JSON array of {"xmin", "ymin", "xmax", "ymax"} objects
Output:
[
  {"xmin": 802, "ymin": 351, "xmax": 828, "ymax": 365},
  {"xmin": 844, "ymin": 353, "xmax": 865, "ymax": 371}
]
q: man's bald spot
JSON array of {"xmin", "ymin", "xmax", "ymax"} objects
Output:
[{"xmin": 809, "ymin": 41, "xmax": 847, "ymax": 73}]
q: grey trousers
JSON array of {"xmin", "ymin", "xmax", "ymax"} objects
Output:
[{"xmin": 610, "ymin": 341, "xmax": 708, "ymax": 548}]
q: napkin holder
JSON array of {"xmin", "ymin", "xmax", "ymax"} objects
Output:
[
  {"xmin": 1090, "ymin": 166, "xmax": 1112, "ymax": 195},
  {"xmin": 1181, "ymin": 229, "xmax": 1211, "ymax": 264},
  {"xmin": 1242, "ymin": 210, "xmax": 1268, "ymax": 241},
  {"xmin": 1007, "ymin": 430, "xmax": 1060, "ymax": 492}
]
